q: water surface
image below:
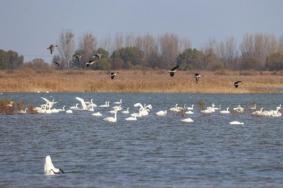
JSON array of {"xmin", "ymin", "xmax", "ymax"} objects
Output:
[{"xmin": 0, "ymin": 93, "xmax": 282, "ymax": 187}]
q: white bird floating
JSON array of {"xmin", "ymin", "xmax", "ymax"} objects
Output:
[
  {"xmin": 233, "ymin": 105, "xmax": 245, "ymax": 113},
  {"xmin": 114, "ymin": 99, "xmax": 122, "ymax": 105},
  {"xmin": 229, "ymin": 121, "xmax": 244, "ymax": 125},
  {"xmin": 220, "ymin": 107, "xmax": 230, "ymax": 114},
  {"xmin": 156, "ymin": 110, "xmax": 167, "ymax": 116},
  {"xmin": 125, "ymin": 114, "xmax": 137, "ymax": 121},
  {"xmin": 99, "ymin": 101, "xmax": 110, "ymax": 108},
  {"xmin": 92, "ymin": 112, "xmax": 102, "ymax": 117},
  {"xmin": 103, "ymin": 111, "xmax": 118, "ymax": 123},
  {"xmin": 66, "ymin": 109, "xmax": 73, "ymax": 114},
  {"xmin": 44, "ymin": 155, "xmax": 64, "ymax": 176},
  {"xmin": 181, "ymin": 117, "xmax": 194, "ymax": 123},
  {"xmin": 122, "ymin": 107, "xmax": 130, "ymax": 114}
]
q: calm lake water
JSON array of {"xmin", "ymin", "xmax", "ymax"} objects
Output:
[{"xmin": 0, "ymin": 93, "xmax": 282, "ymax": 188}]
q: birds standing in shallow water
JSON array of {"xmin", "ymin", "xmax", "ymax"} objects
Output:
[
  {"xmin": 234, "ymin": 81, "xmax": 242, "ymax": 88},
  {"xmin": 47, "ymin": 44, "xmax": 58, "ymax": 54},
  {"xmin": 168, "ymin": 64, "xmax": 179, "ymax": 77}
]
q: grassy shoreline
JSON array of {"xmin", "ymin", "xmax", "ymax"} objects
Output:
[{"xmin": 0, "ymin": 69, "xmax": 282, "ymax": 93}]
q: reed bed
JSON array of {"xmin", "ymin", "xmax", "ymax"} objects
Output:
[{"xmin": 0, "ymin": 69, "xmax": 282, "ymax": 93}]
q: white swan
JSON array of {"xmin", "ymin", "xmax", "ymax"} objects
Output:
[
  {"xmin": 103, "ymin": 111, "xmax": 117, "ymax": 123},
  {"xmin": 220, "ymin": 107, "xmax": 230, "ymax": 114},
  {"xmin": 156, "ymin": 110, "xmax": 167, "ymax": 116},
  {"xmin": 125, "ymin": 115, "xmax": 137, "ymax": 121},
  {"xmin": 187, "ymin": 104, "xmax": 194, "ymax": 111},
  {"xmin": 181, "ymin": 117, "xmax": 194, "ymax": 123},
  {"xmin": 233, "ymin": 105, "xmax": 244, "ymax": 113},
  {"xmin": 66, "ymin": 109, "xmax": 73, "ymax": 114},
  {"xmin": 92, "ymin": 112, "xmax": 102, "ymax": 117},
  {"xmin": 41, "ymin": 97, "xmax": 57, "ymax": 110},
  {"xmin": 122, "ymin": 107, "xmax": 130, "ymax": 114},
  {"xmin": 75, "ymin": 97, "xmax": 87, "ymax": 110},
  {"xmin": 185, "ymin": 110, "xmax": 194, "ymax": 115},
  {"xmin": 70, "ymin": 103, "xmax": 79, "ymax": 110},
  {"xmin": 99, "ymin": 101, "xmax": 110, "ymax": 108},
  {"xmin": 44, "ymin": 155, "xmax": 64, "ymax": 175},
  {"xmin": 114, "ymin": 99, "xmax": 122, "ymax": 105},
  {"xmin": 201, "ymin": 107, "xmax": 215, "ymax": 114},
  {"xmin": 229, "ymin": 121, "xmax": 244, "ymax": 125}
]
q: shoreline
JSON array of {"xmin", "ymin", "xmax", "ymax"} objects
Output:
[{"xmin": 0, "ymin": 69, "xmax": 282, "ymax": 93}]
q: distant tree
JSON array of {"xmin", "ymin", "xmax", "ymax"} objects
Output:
[
  {"xmin": 23, "ymin": 58, "xmax": 51, "ymax": 71},
  {"xmin": 57, "ymin": 31, "xmax": 75, "ymax": 69},
  {"xmin": 159, "ymin": 33, "xmax": 179, "ymax": 69},
  {"xmin": 0, "ymin": 49, "xmax": 23, "ymax": 69},
  {"xmin": 266, "ymin": 52, "xmax": 283, "ymax": 70},
  {"xmin": 111, "ymin": 47, "xmax": 144, "ymax": 69},
  {"xmin": 79, "ymin": 33, "xmax": 97, "ymax": 67},
  {"xmin": 177, "ymin": 48, "xmax": 205, "ymax": 70},
  {"xmin": 240, "ymin": 33, "xmax": 278, "ymax": 69},
  {"xmin": 203, "ymin": 49, "xmax": 224, "ymax": 70},
  {"xmin": 90, "ymin": 48, "xmax": 111, "ymax": 70},
  {"xmin": 240, "ymin": 57, "xmax": 262, "ymax": 70}
]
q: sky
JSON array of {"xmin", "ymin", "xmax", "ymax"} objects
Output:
[{"xmin": 0, "ymin": 0, "xmax": 283, "ymax": 62}]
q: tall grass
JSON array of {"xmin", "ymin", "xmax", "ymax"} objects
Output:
[{"xmin": 0, "ymin": 70, "xmax": 282, "ymax": 93}]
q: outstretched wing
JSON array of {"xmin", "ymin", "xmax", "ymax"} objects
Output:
[{"xmin": 170, "ymin": 64, "xmax": 179, "ymax": 71}]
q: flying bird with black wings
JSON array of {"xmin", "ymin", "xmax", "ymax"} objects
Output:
[
  {"xmin": 168, "ymin": 64, "xmax": 179, "ymax": 77},
  {"xmin": 110, "ymin": 72, "xmax": 118, "ymax": 80},
  {"xmin": 86, "ymin": 60, "xmax": 96, "ymax": 67},
  {"xmin": 47, "ymin": 44, "xmax": 58, "ymax": 55},
  {"xmin": 194, "ymin": 73, "xmax": 201, "ymax": 83},
  {"xmin": 234, "ymin": 81, "xmax": 242, "ymax": 88}
]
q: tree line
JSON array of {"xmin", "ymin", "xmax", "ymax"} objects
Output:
[{"xmin": 1, "ymin": 32, "xmax": 283, "ymax": 71}]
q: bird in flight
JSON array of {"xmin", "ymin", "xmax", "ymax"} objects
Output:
[
  {"xmin": 168, "ymin": 64, "xmax": 179, "ymax": 77},
  {"xmin": 86, "ymin": 60, "xmax": 96, "ymax": 67},
  {"xmin": 234, "ymin": 81, "xmax": 242, "ymax": 88},
  {"xmin": 94, "ymin": 53, "xmax": 103, "ymax": 60},
  {"xmin": 73, "ymin": 54, "xmax": 81, "ymax": 62},
  {"xmin": 110, "ymin": 72, "xmax": 118, "ymax": 79},
  {"xmin": 47, "ymin": 44, "xmax": 58, "ymax": 55},
  {"xmin": 194, "ymin": 73, "xmax": 201, "ymax": 83}
]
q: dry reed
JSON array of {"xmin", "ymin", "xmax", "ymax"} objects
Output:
[{"xmin": 0, "ymin": 70, "xmax": 282, "ymax": 93}]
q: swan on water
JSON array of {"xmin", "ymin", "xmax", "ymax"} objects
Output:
[
  {"xmin": 92, "ymin": 112, "xmax": 102, "ymax": 117},
  {"xmin": 156, "ymin": 110, "xmax": 167, "ymax": 116},
  {"xmin": 122, "ymin": 107, "xmax": 130, "ymax": 114},
  {"xmin": 125, "ymin": 114, "xmax": 137, "ymax": 121},
  {"xmin": 229, "ymin": 121, "xmax": 244, "ymax": 125},
  {"xmin": 181, "ymin": 117, "xmax": 194, "ymax": 123},
  {"xmin": 44, "ymin": 155, "xmax": 64, "ymax": 176},
  {"xmin": 114, "ymin": 99, "xmax": 122, "ymax": 105},
  {"xmin": 220, "ymin": 107, "xmax": 230, "ymax": 114},
  {"xmin": 103, "ymin": 111, "xmax": 117, "ymax": 123}
]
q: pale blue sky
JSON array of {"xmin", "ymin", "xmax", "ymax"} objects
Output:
[{"xmin": 0, "ymin": 0, "xmax": 283, "ymax": 62}]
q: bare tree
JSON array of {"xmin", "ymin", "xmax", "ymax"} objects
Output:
[
  {"xmin": 240, "ymin": 33, "xmax": 278, "ymax": 67},
  {"xmin": 57, "ymin": 31, "xmax": 75, "ymax": 69},
  {"xmin": 80, "ymin": 33, "xmax": 97, "ymax": 65},
  {"xmin": 159, "ymin": 33, "xmax": 179, "ymax": 68},
  {"xmin": 114, "ymin": 33, "xmax": 124, "ymax": 50}
]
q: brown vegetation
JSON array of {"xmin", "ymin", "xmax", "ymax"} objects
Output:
[{"xmin": 0, "ymin": 69, "xmax": 282, "ymax": 93}]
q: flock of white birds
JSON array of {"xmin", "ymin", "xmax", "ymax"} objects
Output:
[
  {"xmin": 30, "ymin": 96, "xmax": 282, "ymax": 176},
  {"xmin": 30, "ymin": 97, "xmax": 283, "ymax": 126}
]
